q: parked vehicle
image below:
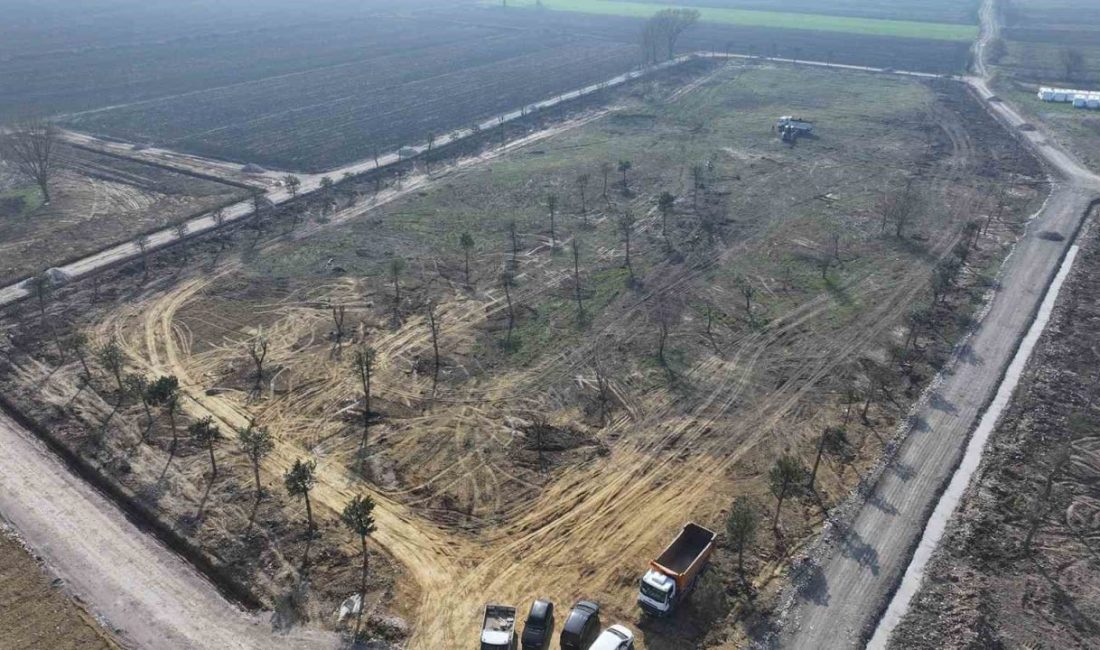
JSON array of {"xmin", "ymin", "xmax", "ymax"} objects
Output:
[
  {"xmin": 481, "ymin": 604, "xmax": 517, "ymax": 650},
  {"xmin": 637, "ymin": 522, "xmax": 716, "ymax": 616},
  {"xmin": 521, "ymin": 599, "xmax": 554, "ymax": 649},
  {"xmin": 559, "ymin": 600, "xmax": 600, "ymax": 650},
  {"xmin": 589, "ymin": 624, "xmax": 635, "ymax": 650}
]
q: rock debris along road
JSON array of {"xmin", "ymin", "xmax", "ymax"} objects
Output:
[
  {"xmin": 0, "ymin": 410, "xmax": 337, "ymax": 650},
  {"xmin": 778, "ymin": 0, "xmax": 1100, "ymax": 648}
]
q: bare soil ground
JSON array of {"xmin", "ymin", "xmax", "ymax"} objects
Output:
[
  {"xmin": 0, "ymin": 527, "xmax": 116, "ymax": 650},
  {"xmin": 0, "ymin": 145, "xmax": 247, "ymax": 285},
  {"xmin": 0, "ymin": 62, "xmax": 1044, "ymax": 648},
  {"xmin": 888, "ymin": 210, "xmax": 1100, "ymax": 649}
]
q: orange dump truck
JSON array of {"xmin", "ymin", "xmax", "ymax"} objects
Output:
[{"xmin": 636, "ymin": 522, "xmax": 716, "ymax": 616}]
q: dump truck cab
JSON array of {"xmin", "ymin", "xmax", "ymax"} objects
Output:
[{"xmin": 638, "ymin": 569, "xmax": 677, "ymax": 615}]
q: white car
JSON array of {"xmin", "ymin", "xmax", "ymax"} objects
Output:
[{"xmin": 589, "ymin": 624, "xmax": 635, "ymax": 650}]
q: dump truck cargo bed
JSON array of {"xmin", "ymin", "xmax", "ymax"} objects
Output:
[{"xmin": 653, "ymin": 522, "xmax": 715, "ymax": 574}]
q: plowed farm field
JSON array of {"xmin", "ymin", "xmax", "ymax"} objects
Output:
[{"xmin": 60, "ymin": 28, "xmax": 639, "ymax": 172}]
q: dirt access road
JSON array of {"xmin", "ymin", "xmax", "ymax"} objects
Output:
[
  {"xmin": 0, "ymin": 409, "xmax": 337, "ymax": 650},
  {"xmin": 776, "ymin": 0, "xmax": 1100, "ymax": 647}
]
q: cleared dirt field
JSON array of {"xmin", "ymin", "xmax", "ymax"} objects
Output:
[
  {"xmin": 0, "ymin": 62, "xmax": 1044, "ymax": 648},
  {"xmin": 889, "ymin": 211, "xmax": 1100, "ymax": 650},
  {"xmin": 0, "ymin": 528, "xmax": 116, "ymax": 650},
  {"xmin": 0, "ymin": 146, "xmax": 248, "ymax": 286}
]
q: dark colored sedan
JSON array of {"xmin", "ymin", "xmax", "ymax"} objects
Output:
[
  {"xmin": 559, "ymin": 600, "xmax": 600, "ymax": 650},
  {"xmin": 521, "ymin": 599, "xmax": 554, "ymax": 649}
]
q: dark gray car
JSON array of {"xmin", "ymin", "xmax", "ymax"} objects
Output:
[
  {"xmin": 559, "ymin": 600, "xmax": 600, "ymax": 650},
  {"xmin": 521, "ymin": 599, "xmax": 554, "ymax": 649}
]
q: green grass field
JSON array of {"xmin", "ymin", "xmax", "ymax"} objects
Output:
[{"xmin": 500, "ymin": 0, "xmax": 978, "ymax": 41}]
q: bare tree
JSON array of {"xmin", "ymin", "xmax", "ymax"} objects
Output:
[
  {"xmin": 247, "ymin": 331, "xmax": 269, "ymax": 393},
  {"xmin": 599, "ymin": 162, "xmax": 613, "ymax": 202},
  {"xmin": 879, "ymin": 180, "xmax": 920, "ymax": 238},
  {"xmin": 135, "ymin": 234, "xmax": 151, "ymax": 282},
  {"xmin": 653, "ymin": 296, "xmax": 682, "ymax": 369},
  {"xmin": 331, "ymin": 304, "xmax": 347, "ymax": 349},
  {"xmin": 460, "ymin": 232, "xmax": 475, "ymax": 287},
  {"xmin": 809, "ymin": 426, "xmax": 852, "ymax": 492},
  {"xmin": 1, "ymin": 120, "xmax": 59, "ymax": 203},
  {"xmin": 507, "ymin": 221, "xmax": 520, "ymax": 271},
  {"xmin": 576, "ymin": 173, "xmax": 590, "ymax": 222},
  {"xmin": 657, "ymin": 191, "xmax": 675, "ymax": 249},
  {"xmin": 546, "ymin": 194, "xmax": 558, "ymax": 247},
  {"xmin": 658, "ymin": 8, "xmax": 700, "ymax": 59},
  {"xmin": 618, "ymin": 160, "xmax": 632, "ymax": 193},
  {"xmin": 174, "ymin": 222, "xmax": 189, "ymax": 261},
  {"xmin": 390, "ymin": 257, "xmax": 405, "ymax": 324},
  {"xmin": 161, "ymin": 391, "xmax": 182, "ymax": 474},
  {"xmin": 690, "ymin": 164, "xmax": 705, "ymax": 208},
  {"xmin": 28, "ymin": 270, "xmax": 52, "ymax": 322},
  {"xmin": 502, "ymin": 274, "xmax": 516, "ymax": 349},
  {"xmin": 283, "ymin": 175, "xmax": 301, "ymax": 197},
  {"xmin": 619, "ymin": 210, "xmax": 636, "ymax": 284},
  {"xmin": 426, "ymin": 302, "xmax": 441, "ymax": 392},
  {"xmin": 352, "ymin": 346, "xmax": 376, "ymax": 451},
  {"xmin": 593, "ymin": 350, "xmax": 612, "ymax": 425},
  {"xmin": 1060, "ymin": 47, "xmax": 1085, "ymax": 82},
  {"xmin": 737, "ymin": 275, "xmax": 756, "ymax": 325},
  {"xmin": 641, "ymin": 9, "xmax": 700, "ymax": 61},
  {"xmin": 211, "ymin": 208, "xmax": 229, "ymax": 250},
  {"xmin": 571, "ymin": 237, "xmax": 584, "ymax": 323}
]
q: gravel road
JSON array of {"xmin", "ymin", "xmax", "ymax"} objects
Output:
[
  {"xmin": 776, "ymin": 0, "xmax": 1100, "ymax": 647},
  {"xmin": 0, "ymin": 409, "xmax": 338, "ymax": 649}
]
